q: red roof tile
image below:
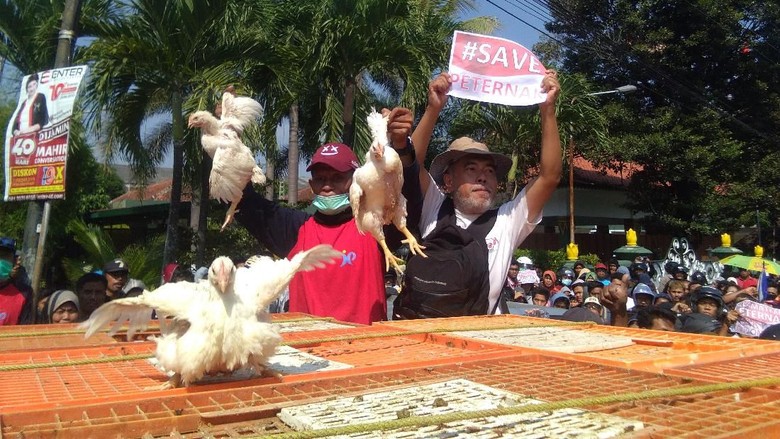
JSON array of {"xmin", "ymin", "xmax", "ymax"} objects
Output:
[
  {"xmin": 572, "ymin": 157, "xmax": 642, "ymax": 187},
  {"xmin": 110, "ymin": 179, "xmax": 192, "ymax": 204}
]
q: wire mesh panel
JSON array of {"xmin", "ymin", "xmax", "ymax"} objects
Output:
[{"xmin": 3, "ymin": 353, "xmax": 780, "ymax": 438}]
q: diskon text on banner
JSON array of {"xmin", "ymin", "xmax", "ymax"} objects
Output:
[
  {"xmin": 4, "ymin": 65, "xmax": 89, "ymax": 201},
  {"xmin": 447, "ymin": 31, "xmax": 547, "ymax": 107}
]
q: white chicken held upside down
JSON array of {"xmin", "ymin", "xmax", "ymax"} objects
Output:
[
  {"xmin": 188, "ymin": 88, "xmax": 265, "ymax": 231},
  {"xmin": 79, "ymin": 245, "xmax": 342, "ymax": 389},
  {"xmin": 349, "ymin": 109, "xmax": 427, "ymax": 272}
]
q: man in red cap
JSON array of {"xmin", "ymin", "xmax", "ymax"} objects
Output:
[
  {"xmin": 235, "ymin": 108, "xmax": 416, "ymax": 325},
  {"xmin": 595, "ymin": 262, "xmax": 610, "ymax": 286}
]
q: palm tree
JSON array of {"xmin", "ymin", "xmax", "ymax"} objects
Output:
[
  {"xmin": 262, "ymin": 0, "xmax": 497, "ymax": 200},
  {"xmin": 451, "ymin": 73, "xmax": 609, "ymax": 184},
  {"xmin": 81, "ymin": 0, "xmax": 278, "ymax": 265},
  {"xmin": 0, "ymin": 0, "xmax": 120, "ymax": 280},
  {"xmin": 62, "ymin": 219, "xmax": 164, "ymax": 289}
]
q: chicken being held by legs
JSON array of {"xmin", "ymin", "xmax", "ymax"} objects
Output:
[
  {"xmin": 187, "ymin": 88, "xmax": 265, "ymax": 230},
  {"xmin": 349, "ymin": 109, "xmax": 426, "ymax": 272}
]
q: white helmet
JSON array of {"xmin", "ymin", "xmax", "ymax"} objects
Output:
[{"xmin": 517, "ymin": 256, "xmax": 534, "ymax": 270}]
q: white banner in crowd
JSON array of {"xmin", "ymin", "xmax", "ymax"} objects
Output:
[
  {"xmin": 4, "ymin": 66, "xmax": 89, "ymax": 201},
  {"xmin": 731, "ymin": 300, "xmax": 780, "ymax": 337},
  {"xmin": 447, "ymin": 31, "xmax": 547, "ymax": 107}
]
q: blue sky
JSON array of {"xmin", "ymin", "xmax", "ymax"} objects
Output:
[{"xmin": 469, "ymin": 1, "xmax": 547, "ymax": 49}]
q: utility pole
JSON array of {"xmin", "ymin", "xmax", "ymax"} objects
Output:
[
  {"xmin": 23, "ymin": 0, "xmax": 82, "ymax": 323},
  {"xmin": 567, "ymin": 85, "xmax": 638, "ymax": 250}
]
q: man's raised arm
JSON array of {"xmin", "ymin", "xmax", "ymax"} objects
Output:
[
  {"xmin": 411, "ymin": 73, "xmax": 452, "ymax": 196},
  {"xmin": 524, "ymin": 70, "xmax": 562, "ymax": 221}
]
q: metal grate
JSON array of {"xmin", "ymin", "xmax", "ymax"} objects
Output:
[
  {"xmin": 666, "ymin": 352, "xmax": 780, "ymax": 383},
  {"xmin": 278, "ymin": 379, "xmax": 645, "ymax": 438},
  {"xmin": 452, "ymin": 327, "xmax": 636, "ymax": 353},
  {"xmin": 376, "ymin": 314, "xmax": 576, "ymax": 331},
  {"xmin": 4, "ymin": 354, "xmax": 780, "ymax": 438}
]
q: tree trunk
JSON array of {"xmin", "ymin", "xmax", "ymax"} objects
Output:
[
  {"xmin": 342, "ymin": 76, "xmax": 356, "ymax": 146},
  {"xmin": 196, "ymin": 153, "xmax": 210, "ymax": 266},
  {"xmin": 287, "ymin": 103, "xmax": 299, "ymax": 205},
  {"xmin": 164, "ymin": 90, "xmax": 184, "ymax": 265},
  {"xmin": 24, "ymin": 0, "xmax": 83, "ymax": 323},
  {"xmin": 264, "ymin": 148, "xmax": 275, "ymax": 200}
]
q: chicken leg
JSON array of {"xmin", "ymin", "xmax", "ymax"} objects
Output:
[
  {"xmin": 145, "ymin": 372, "xmax": 183, "ymax": 391},
  {"xmin": 397, "ymin": 225, "xmax": 426, "ymax": 259},
  {"xmin": 379, "ymin": 238, "xmax": 405, "ymax": 272},
  {"xmin": 221, "ymin": 200, "xmax": 239, "ymax": 231}
]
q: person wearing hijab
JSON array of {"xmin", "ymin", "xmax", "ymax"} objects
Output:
[{"xmin": 47, "ymin": 290, "xmax": 80, "ymax": 323}]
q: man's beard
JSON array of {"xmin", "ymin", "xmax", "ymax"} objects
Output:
[{"xmin": 452, "ymin": 190, "xmax": 493, "ymax": 214}]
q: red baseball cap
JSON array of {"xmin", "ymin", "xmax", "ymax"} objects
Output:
[
  {"xmin": 306, "ymin": 143, "xmax": 359, "ymax": 172},
  {"xmin": 595, "ymin": 263, "xmax": 608, "ymax": 270}
]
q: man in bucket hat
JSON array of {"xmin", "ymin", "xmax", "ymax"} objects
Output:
[
  {"xmin": 235, "ymin": 108, "xmax": 418, "ymax": 325},
  {"xmin": 401, "ymin": 70, "xmax": 563, "ymax": 315}
]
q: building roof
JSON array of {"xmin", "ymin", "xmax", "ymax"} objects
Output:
[
  {"xmin": 110, "ymin": 178, "xmax": 192, "ymax": 208},
  {"xmin": 572, "ymin": 156, "xmax": 642, "ymax": 188}
]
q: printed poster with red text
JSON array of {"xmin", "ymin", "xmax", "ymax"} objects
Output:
[
  {"xmin": 447, "ymin": 31, "xmax": 547, "ymax": 107},
  {"xmin": 3, "ymin": 65, "xmax": 88, "ymax": 201}
]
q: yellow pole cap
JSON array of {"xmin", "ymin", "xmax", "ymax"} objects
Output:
[
  {"xmin": 566, "ymin": 243, "xmax": 579, "ymax": 261},
  {"xmin": 626, "ymin": 228, "xmax": 637, "ymax": 246}
]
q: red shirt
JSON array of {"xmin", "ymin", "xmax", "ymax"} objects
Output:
[
  {"xmin": 0, "ymin": 283, "xmax": 27, "ymax": 325},
  {"xmin": 287, "ymin": 217, "xmax": 386, "ymax": 325},
  {"xmin": 737, "ymin": 276, "xmax": 758, "ymax": 290}
]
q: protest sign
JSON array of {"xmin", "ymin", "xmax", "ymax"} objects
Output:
[
  {"xmin": 517, "ymin": 269, "xmax": 540, "ymax": 285},
  {"xmin": 447, "ymin": 31, "xmax": 547, "ymax": 107},
  {"xmin": 731, "ymin": 300, "xmax": 780, "ymax": 337},
  {"xmin": 4, "ymin": 65, "xmax": 89, "ymax": 201}
]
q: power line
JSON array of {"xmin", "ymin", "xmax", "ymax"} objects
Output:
[
  {"xmin": 499, "ymin": 0, "xmax": 552, "ymax": 24},
  {"xmin": 500, "ymin": 0, "xmax": 776, "ymax": 142},
  {"xmin": 483, "ymin": 0, "xmax": 562, "ymax": 45}
]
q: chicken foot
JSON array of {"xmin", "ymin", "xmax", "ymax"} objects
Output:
[
  {"xmin": 379, "ymin": 238, "xmax": 405, "ymax": 272},
  {"xmin": 145, "ymin": 372, "xmax": 183, "ymax": 390},
  {"xmin": 221, "ymin": 200, "xmax": 239, "ymax": 231},
  {"xmin": 248, "ymin": 356, "xmax": 282, "ymax": 379},
  {"xmin": 397, "ymin": 225, "xmax": 427, "ymax": 259}
]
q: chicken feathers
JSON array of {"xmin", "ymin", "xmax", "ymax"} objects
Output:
[
  {"xmin": 349, "ymin": 109, "xmax": 426, "ymax": 272},
  {"xmin": 79, "ymin": 245, "xmax": 342, "ymax": 388},
  {"xmin": 188, "ymin": 88, "xmax": 266, "ymax": 231}
]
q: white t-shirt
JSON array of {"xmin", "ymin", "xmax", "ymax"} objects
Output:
[{"xmin": 419, "ymin": 173, "xmax": 541, "ymax": 313}]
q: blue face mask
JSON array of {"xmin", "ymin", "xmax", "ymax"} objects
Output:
[
  {"xmin": 312, "ymin": 193, "xmax": 350, "ymax": 215},
  {"xmin": 562, "ymin": 278, "xmax": 572, "ymax": 286},
  {"xmin": 0, "ymin": 259, "xmax": 12, "ymax": 281}
]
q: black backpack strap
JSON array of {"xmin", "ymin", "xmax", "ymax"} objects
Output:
[{"xmin": 466, "ymin": 208, "xmax": 498, "ymax": 243}]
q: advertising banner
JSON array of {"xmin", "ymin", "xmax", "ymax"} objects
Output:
[{"xmin": 4, "ymin": 65, "xmax": 89, "ymax": 201}]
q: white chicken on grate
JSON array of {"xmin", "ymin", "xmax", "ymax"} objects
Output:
[{"xmin": 79, "ymin": 245, "xmax": 342, "ymax": 388}]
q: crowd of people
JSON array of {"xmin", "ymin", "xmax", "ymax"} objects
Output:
[
  {"xmin": 0, "ymin": 236, "xmax": 197, "ymax": 325},
  {"xmin": 3, "ymin": 69, "xmax": 778, "ymax": 342},
  {"xmin": 501, "ymin": 255, "xmax": 777, "ymax": 337}
]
